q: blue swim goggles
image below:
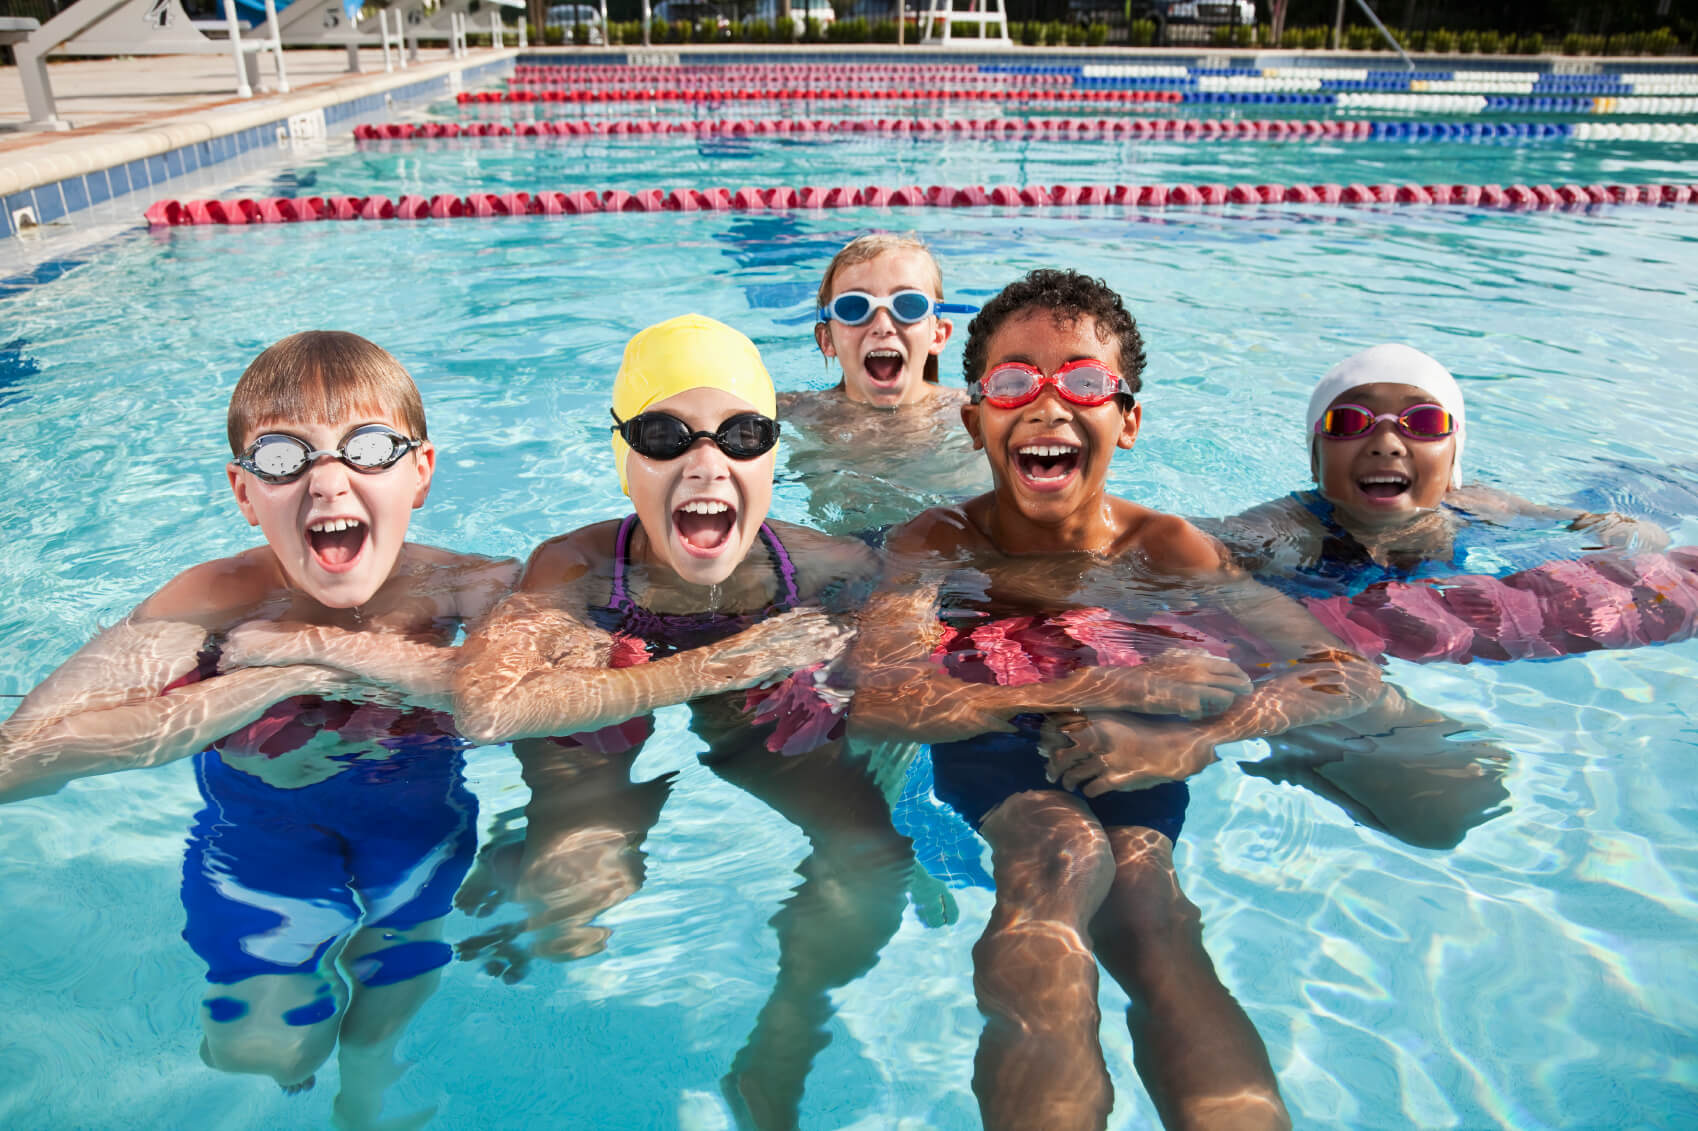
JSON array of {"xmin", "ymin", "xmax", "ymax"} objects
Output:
[{"xmin": 818, "ymin": 289, "xmax": 979, "ymax": 326}]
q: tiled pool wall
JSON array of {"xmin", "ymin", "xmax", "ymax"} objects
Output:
[{"xmin": 0, "ymin": 55, "xmax": 515, "ymax": 240}]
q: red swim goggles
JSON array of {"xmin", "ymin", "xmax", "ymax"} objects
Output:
[
  {"xmin": 1315, "ymin": 403, "xmax": 1456, "ymax": 441},
  {"xmin": 969, "ymin": 360, "xmax": 1134, "ymax": 410}
]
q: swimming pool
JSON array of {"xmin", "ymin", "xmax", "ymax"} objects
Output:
[{"xmin": 2, "ymin": 57, "xmax": 1697, "ymax": 1131}]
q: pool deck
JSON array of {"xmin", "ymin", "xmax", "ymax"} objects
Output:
[{"xmin": 0, "ymin": 46, "xmax": 520, "ymax": 199}]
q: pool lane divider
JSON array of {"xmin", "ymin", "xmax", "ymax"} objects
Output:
[
  {"xmin": 355, "ymin": 120, "xmax": 1698, "ymax": 143},
  {"xmin": 464, "ymin": 89, "xmax": 1698, "ymax": 115},
  {"xmin": 143, "ymin": 182, "xmax": 1698, "ymax": 226}
]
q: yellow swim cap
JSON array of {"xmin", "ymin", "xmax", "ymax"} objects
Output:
[{"xmin": 611, "ymin": 314, "xmax": 776, "ymax": 495}]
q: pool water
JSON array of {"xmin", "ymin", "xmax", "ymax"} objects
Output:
[{"xmin": 2, "ymin": 90, "xmax": 1697, "ymax": 1131}]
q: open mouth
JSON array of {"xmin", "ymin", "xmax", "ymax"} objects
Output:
[
  {"xmin": 862, "ymin": 349, "xmax": 905, "ymax": 386},
  {"xmin": 307, "ymin": 517, "xmax": 368, "ymax": 571},
  {"xmin": 674, "ymin": 499, "xmax": 737, "ymax": 556},
  {"xmin": 1014, "ymin": 442, "xmax": 1082, "ymax": 487},
  {"xmin": 1357, "ymin": 473, "xmax": 1412, "ymax": 501}
]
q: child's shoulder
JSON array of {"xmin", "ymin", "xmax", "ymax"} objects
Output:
[
  {"xmin": 1116, "ymin": 501, "xmax": 1229, "ymax": 575},
  {"xmin": 765, "ymin": 519, "xmax": 880, "ymax": 588},
  {"xmin": 134, "ymin": 548, "xmax": 286, "ymax": 628},
  {"xmin": 400, "ymin": 544, "xmax": 522, "ymax": 619},
  {"xmin": 521, "ymin": 520, "xmax": 626, "ymax": 589},
  {"xmin": 888, "ymin": 502, "xmax": 988, "ymax": 557}
]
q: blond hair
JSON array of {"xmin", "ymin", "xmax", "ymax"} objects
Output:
[
  {"xmin": 227, "ymin": 331, "xmax": 427, "ymax": 453},
  {"xmin": 815, "ymin": 233, "xmax": 946, "ymax": 384}
]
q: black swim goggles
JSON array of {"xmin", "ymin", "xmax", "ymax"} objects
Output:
[
  {"xmin": 818, "ymin": 289, "xmax": 979, "ymax": 326},
  {"xmin": 611, "ymin": 409, "xmax": 780, "ymax": 461},
  {"xmin": 233, "ymin": 424, "xmax": 422, "ymax": 484}
]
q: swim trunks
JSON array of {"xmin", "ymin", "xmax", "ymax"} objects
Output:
[
  {"xmin": 181, "ymin": 724, "xmax": 477, "ymax": 986},
  {"xmin": 926, "ymin": 610, "xmax": 1192, "ymax": 841}
]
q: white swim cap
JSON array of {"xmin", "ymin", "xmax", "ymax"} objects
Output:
[{"xmin": 1306, "ymin": 343, "xmax": 1465, "ymax": 486}]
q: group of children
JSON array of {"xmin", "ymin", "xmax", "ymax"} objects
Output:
[{"xmin": 0, "ymin": 232, "xmax": 1682, "ymax": 1131}]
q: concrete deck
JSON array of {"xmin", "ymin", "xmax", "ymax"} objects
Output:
[{"xmin": 1, "ymin": 46, "xmax": 520, "ymax": 197}]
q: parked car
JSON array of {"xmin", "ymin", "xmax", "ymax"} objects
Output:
[
  {"xmin": 546, "ymin": 3, "xmax": 605, "ymax": 43},
  {"xmin": 1168, "ymin": 0, "xmax": 1255, "ymax": 25},
  {"xmin": 651, "ymin": 0, "xmax": 731, "ymax": 35}
]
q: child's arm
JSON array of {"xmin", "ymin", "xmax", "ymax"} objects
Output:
[
  {"xmin": 452, "ymin": 534, "xmax": 851, "ymax": 745},
  {"xmin": 845, "ymin": 516, "xmax": 1255, "ymax": 745},
  {"xmin": 1042, "ymin": 545, "xmax": 1384, "ymax": 796},
  {"xmin": 218, "ymin": 554, "xmax": 521, "ymax": 713},
  {"xmin": 1455, "ymin": 485, "xmax": 1671, "ymax": 551},
  {"xmin": 0, "ymin": 615, "xmax": 348, "ymax": 803}
]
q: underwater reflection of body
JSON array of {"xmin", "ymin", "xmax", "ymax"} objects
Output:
[
  {"xmin": 453, "ymin": 316, "xmax": 920, "ymax": 1130},
  {"xmin": 181, "ymin": 696, "xmax": 476, "ymax": 1131}
]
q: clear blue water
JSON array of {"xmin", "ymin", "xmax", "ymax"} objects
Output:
[{"xmin": 2, "ymin": 96, "xmax": 1698, "ymax": 1130}]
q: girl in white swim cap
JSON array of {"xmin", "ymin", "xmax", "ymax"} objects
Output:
[{"xmin": 1213, "ymin": 343, "xmax": 1667, "ymax": 587}]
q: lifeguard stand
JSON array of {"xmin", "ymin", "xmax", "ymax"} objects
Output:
[{"xmin": 918, "ymin": 0, "xmax": 1011, "ymax": 46}]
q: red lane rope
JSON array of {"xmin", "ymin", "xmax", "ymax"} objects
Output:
[
  {"xmin": 458, "ymin": 88, "xmax": 1184, "ymax": 104},
  {"xmin": 358, "ymin": 118, "xmax": 1375, "ymax": 141},
  {"xmin": 144, "ymin": 182, "xmax": 1698, "ymax": 226}
]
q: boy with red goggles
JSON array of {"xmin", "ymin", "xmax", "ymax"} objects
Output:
[{"xmin": 848, "ymin": 269, "xmax": 1386, "ymax": 1131}]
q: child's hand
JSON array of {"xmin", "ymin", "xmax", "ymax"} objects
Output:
[
  {"xmin": 1039, "ymin": 713, "xmax": 1218, "ymax": 795},
  {"xmin": 1059, "ymin": 650, "xmax": 1253, "ymax": 719},
  {"xmin": 698, "ymin": 608, "xmax": 854, "ymax": 690},
  {"xmin": 222, "ymin": 620, "xmax": 326, "ymax": 670},
  {"xmin": 1570, "ymin": 512, "xmax": 1672, "ymax": 552}
]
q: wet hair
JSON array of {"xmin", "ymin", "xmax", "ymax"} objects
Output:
[
  {"xmin": 815, "ymin": 232, "xmax": 946, "ymax": 384},
  {"xmin": 226, "ymin": 331, "xmax": 427, "ymax": 454},
  {"xmin": 962, "ymin": 269, "xmax": 1145, "ymax": 406}
]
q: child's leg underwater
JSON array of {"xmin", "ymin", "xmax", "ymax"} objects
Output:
[
  {"xmin": 973, "ymin": 790, "xmax": 1119, "ymax": 1131},
  {"xmin": 708, "ymin": 738, "xmax": 915, "ymax": 1131},
  {"xmin": 1090, "ymin": 827, "xmax": 1291, "ymax": 1131}
]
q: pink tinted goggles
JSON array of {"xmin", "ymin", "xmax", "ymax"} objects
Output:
[{"xmin": 1315, "ymin": 403, "xmax": 1456, "ymax": 441}]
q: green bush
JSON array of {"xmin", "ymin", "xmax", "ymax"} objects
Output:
[
  {"xmin": 871, "ymin": 18, "xmax": 899, "ymax": 43},
  {"xmin": 1256, "ymin": 22, "xmax": 1270, "ymax": 45},
  {"xmin": 1210, "ymin": 24, "xmax": 1233, "ymax": 46},
  {"xmin": 1043, "ymin": 20, "xmax": 1065, "ymax": 45},
  {"xmin": 1087, "ymin": 21, "xmax": 1108, "ymax": 47},
  {"xmin": 572, "ymin": 22, "xmax": 589, "ymax": 45},
  {"xmin": 826, "ymin": 17, "xmax": 867, "ymax": 42},
  {"xmin": 1646, "ymin": 27, "xmax": 1678, "ymax": 55},
  {"xmin": 1428, "ymin": 27, "xmax": 1455, "ymax": 52},
  {"xmin": 1604, "ymin": 32, "xmax": 1630, "ymax": 55},
  {"xmin": 1128, "ymin": 18, "xmax": 1154, "ymax": 47},
  {"xmin": 1344, "ymin": 25, "xmax": 1371, "ymax": 50},
  {"xmin": 1457, "ymin": 29, "xmax": 1477, "ymax": 53},
  {"xmin": 1302, "ymin": 26, "xmax": 1328, "ymax": 50},
  {"xmin": 1061, "ymin": 23, "xmax": 1084, "ymax": 46},
  {"xmin": 1477, "ymin": 29, "xmax": 1500, "ymax": 54}
]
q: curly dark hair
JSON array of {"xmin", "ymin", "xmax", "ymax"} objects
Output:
[{"xmin": 961, "ymin": 269, "xmax": 1145, "ymax": 402}]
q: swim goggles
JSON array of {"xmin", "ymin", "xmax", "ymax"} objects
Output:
[
  {"xmin": 817, "ymin": 289, "xmax": 979, "ymax": 326},
  {"xmin": 1315, "ymin": 403, "xmax": 1456, "ymax": 441},
  {"xmin": 969, "ymin": 360, "xmax": 1134, "ymax": 410},
  {"xmin": 611, "ymin": 410, "xmax": 780, "ymax": 461},
  {"xmin": 233, "ymin": 424, "xmax": 421, "ymax": 484}
]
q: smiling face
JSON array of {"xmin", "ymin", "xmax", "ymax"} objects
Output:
[
  {"xmin": 961, "ymin": 309, "xmax": 1139, "ymax": 529},
  {"xmin": 816, "ymin": 249, "xmax": 953, "ymax": 409},
  {"xmin": 1314, "ymin": 381, "xmax": 1458, "ymax": 530},
  {"xmin": 227, "ymin": 412, "xmax": 435, "ymax": 609},
  {"xmin": 624, "ymin": 386, "xmax": 776, "ymax": 587}
]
